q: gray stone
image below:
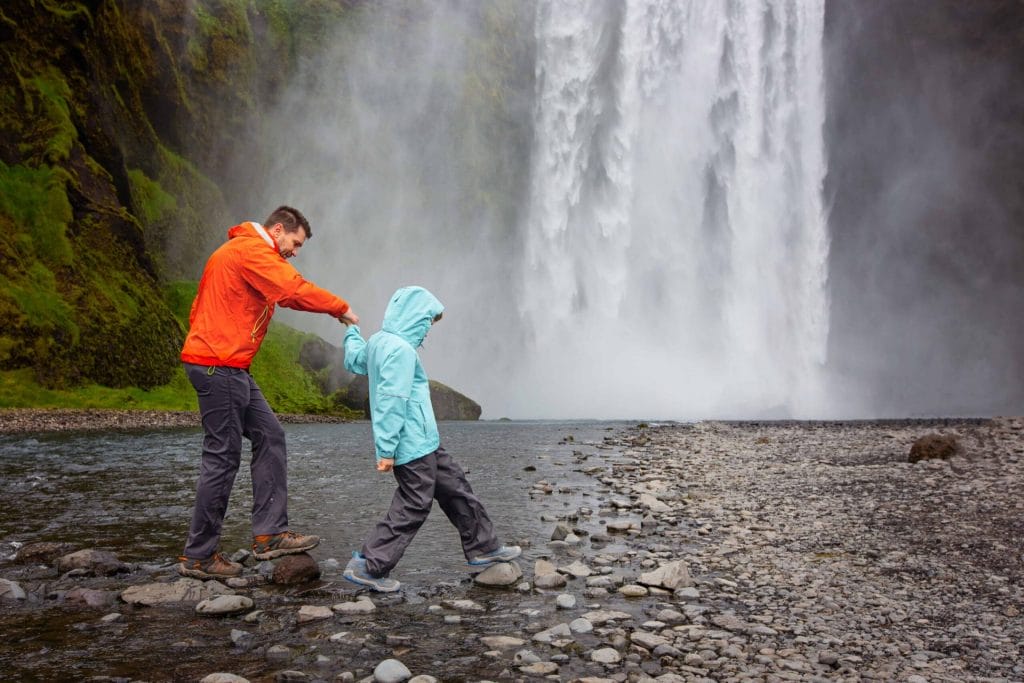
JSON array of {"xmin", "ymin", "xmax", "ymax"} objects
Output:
[
  {"xmin": 333, "ymin": 598, "xmax": 376, "ymax": 614},
  {"xmin": 297, "ymin": 605, "xmax": 334, "ymax": 622},
  {"xmin": 0, "ymin": 578, "xmax": 26, "ymax": 601},
  {"xmin": 513, "ymin": 649, "xmax": 541, "ymax": 665},
  {"xmin": 569, "ymin": 618, "xmax": 593, "ymax": 633},
  {"xmin": 559, "ymin": 560, "xmax": 593, "ymax": 578},
  {"xmin": 473, "ymin": 561, "xmax": 522, "ymax": 586},
  {"xmin": 480, "ymin": 636, "xmax": 525, "ymax": 650},
  {"xmin": 201, "ymin": 674, "xmax": 250, "ymax": 683},
  {"xmin": 373, "ymin": 658, "xmax": 412, "ymax": 683},
  {"xmin": 266, "ymin": 644, "xmax": 292, "ymax": 662},
  {"xmin": 121, "ymin": 578, "xmax": 234, "ymax": 605},
  {"xmin": 555, "ymin": 593, "xmax": 577, "ymax": 609},
  {"xmin": 56, "ymin": 549, "xmax": 128, "ymax": 576},
  {"xmin": 591, "ymin": 647, "xmax": 622, "ymax": 664},
  {"xmin": 196, "ymin": 595, "xmax": 254, "ymax": 616},
  {"xmin": 440, "ymin": 598, "xmax": 484, "ymax": 612},
  {"xmin": 618, "ymin": 584, "xmax": 649, "ymax": 597},
  {"xmin": 638, "ymin": 560, "xmax": 692, "ymax": 589},
  {"xmin": 520, "ymin": 662, "xmax": 559, "ymax": 675},
  {"xmin": 534, "ymin": 573, "xmax": 568, "ymax": 589}
]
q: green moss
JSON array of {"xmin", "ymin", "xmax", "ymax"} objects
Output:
[
  {"xmin": 163, "ymin": 280, "xmax": 198, "ymax": 325},
  {"xmin": 23, "ymin": 69, "xmax": 78, "ymax": 164},
  {"xmin": 37, "ymin": 0, "xmax": 93, "ymax": 23},
  {"xmin": 0, "ymin": 161, "xmax": 74, "ymax": 266},
  {"xmin": 127, "ymin": 168, "xmax": 177, "ymax": 225},
  {"xmin": 249, "ymin": 322, "xmax": 332, "ymax": 414},
  {"xmin": 5, "ymin": 262, "xmax": 79, "ymax": 342}
]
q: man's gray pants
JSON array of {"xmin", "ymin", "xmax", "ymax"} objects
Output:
[
  {"xmin": 183, "ymin": 363, "xmax": 288, "ymax": 559},
  {"xmin": 362, "ymin": 447, "xmax": 499, "ymax": 577}
]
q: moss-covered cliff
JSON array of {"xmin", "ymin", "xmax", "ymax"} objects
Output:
[{"xmin": 0, "ymin": 0, "xmax": 352, "ymax": 397}]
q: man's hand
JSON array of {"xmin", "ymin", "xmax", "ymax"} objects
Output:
[
  {"xmin": 340, "ymin": 310, "xmax": 360, "ymax": 326},
  {"xmin": 376, "ymin": 458, "xmax": 394, "ymax": 472}
]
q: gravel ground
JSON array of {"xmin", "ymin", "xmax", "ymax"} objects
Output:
[
  {"xmin": 0, "ymin": 409, "xmax": 350, "ymax": 434},
  {"xmin": 1, "ymin": 416, "xmax": 1021, "ymax": 682}
]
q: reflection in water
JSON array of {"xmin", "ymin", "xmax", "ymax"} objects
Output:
[{"xmin": 0, "ymin": 421, "xmax": 630, "ymax": 580}]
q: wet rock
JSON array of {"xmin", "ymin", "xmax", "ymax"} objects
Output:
[
  {"xmin": 272, "ymin": 553, "xmax": 320, "ymax": 585},
  {"xmin": 226, "ymin": 575, "xmax": 267, "ymax": 589},
  {"xmin": 65, "ymin": 587, "xmax": 117, "ymax": 609},
  {"xmin": 297, "ymin": 605, "xmax": 333, "ymax": 623},
  {"xmin": 121, "ymin": 578, "xmax": 234, "ymax": 605},
  {"xmin": 266, "ymin": 644, "xmax": 292, "ymax": 662},
  {"xmin": 230, "ymin": 629, "xmax": 253, "ymax": 647},
  {"xmin": 201, "ymin": 674, "xmax": 250, "ymax": 683},
  {"xmin": 534, "ymin": 559, "xmax": 557, "ymax": 576},
  {"xmin": 373, "ymin": 657, "xmax": 412, "ymax": 683},
  {"xmin": 591, "ymin": 647, "xmax": 622, "ymax": 664},
  {"xmin": 908, "ymin": 433, "xmax": 960, "ymax": 463},
  {"xmin": 333, "ymin": 597, "xmax": 376, "ymax": 614},
  {"xmin": 559, "ymin": 560, "xmax": 593, "ymax": 578},
  {"xmin": 569, "ymin": 618, "xmax": 593, "ymax": 633},
  {"xmin": 638, "ymin": 493, "xmax": 671, "ymax": 512},
  {"xmin": 638, "ymin": 560, "xmax": 692, "ymax": 589},
  {"xmin": 275, "ymin": 672, "xmax": 311, "ymax": 682},
  {"xmin": 534, "ymin": 572, "xmax": 568, "ymax": 589},
  {"xmin": 555, "ymin": 593, "xmax": 576, "ymax": 609},
  {"xmin": 0, "ymin": 578, "xmax": 26, "ymax": 600},
  {"xmin": 513, "ymin": 649, "xmax": 541, "ymax": 665},
  {"xmin": 532, "ymin": 622, "xmax": 571, "ymax": 643},
  {"xmin": 582, "ymin": 609, "xmax": 632, "ymax": 625},
  {"xmin": 480, "ymin": 636, "xmax": 525, "ymax": 650},
  {"xmin": 195, "ymin": 595, "xmax": 254, "ymax": 616},
  {"xmin": 551, "ymin": 523, "xmax": 572, "ymax": 541},
  {"xmin": 473, "ymin": 561, "xmax": 522, "ymax": 586},
  {"xmin": 99, "ymin": 613, "xmax": 123, "ymax": 623},
  {"xmin": 407, "ymin": 677, "xmax": 436, "ymax": 683},
  {"xmin": 618, "ymin": 584, "xmax": 648, "ymax": 597},
  {"xmin": 520, "ymin": 661, "xmax": 559, "ymax": 675},
  {"xmin": 630, "ymin": 631, "xmax": 669, "ymax": 649},
  {"xmin": 440, "ymin": 598, "xmax": 484, "ymax": 612},
  {"xmin": 14, "ymin": 541, "xmax": 75, "ymax": 564},
  {"xmin": 56, "ymin": 549, "xmax": 128, "ymax": 576}
]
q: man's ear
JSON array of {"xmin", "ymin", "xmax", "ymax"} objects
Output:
[{"xmin": 268, "ymin": 222, "xmax": 284, "ymax": 237}]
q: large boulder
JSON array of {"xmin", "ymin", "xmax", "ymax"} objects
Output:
[
  {"xmin": 908, "ymin": 433, "xmax": 960, "ymax": 463},
  {"xmin": 335, "ymin": 376, "xmax": 481, "ymax": 420}
]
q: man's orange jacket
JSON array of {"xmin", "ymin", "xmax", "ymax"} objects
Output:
[{"xmin": 181, "ymin": 222, "xmax": 350, "ymax": 369}]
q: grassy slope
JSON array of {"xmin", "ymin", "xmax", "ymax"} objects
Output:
[{"xmin": 0, "ymin": 281, "xmax": 357, "ymax": 416}]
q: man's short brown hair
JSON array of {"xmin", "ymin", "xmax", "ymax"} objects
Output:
[{"xmin": 264, "ymin": 205, "xmax": 312, "ymax": 239}]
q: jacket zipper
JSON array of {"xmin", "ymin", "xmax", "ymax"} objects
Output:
[{"xmin": 251, "ymin": 305, "xmax": 269, "ymax": 342}]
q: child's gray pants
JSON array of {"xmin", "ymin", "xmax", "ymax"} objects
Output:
[
  {"xmin": 183, "ymin": 363, "xmax": 289, "ymax": 559},
  {"xmin": 362, "ymin": 447, "xmax": 499, "ymax": 577}
]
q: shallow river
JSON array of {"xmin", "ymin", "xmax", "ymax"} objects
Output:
[{"xmin": 0, "ymin": 420, "xmax": 642, "ymax": 681}]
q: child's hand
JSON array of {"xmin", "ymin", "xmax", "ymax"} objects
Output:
[{"xmin": 376, "ymin": 458, "xmax": 394, "ymax": 472}]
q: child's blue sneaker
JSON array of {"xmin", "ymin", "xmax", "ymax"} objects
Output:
[
  {"xmin": 468, "ymin": 545, "xmax": 522, "ymax": 566},
  {"xmin": 343, "ymin": 551, "xmax": 401, "ymax": 593}
]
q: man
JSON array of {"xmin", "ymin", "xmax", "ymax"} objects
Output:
[{"xmin": 177, "ymin": 206, "xmax": 358, "ymax": 579}]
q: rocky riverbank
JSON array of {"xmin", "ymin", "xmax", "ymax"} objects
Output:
[
  {"xmin": 1, "ymin": 418, "xmax": 1022, "ymax": 682},
  {"xmin": 0, "ymin": 409, "xmax": 350, "ymax": 434}
]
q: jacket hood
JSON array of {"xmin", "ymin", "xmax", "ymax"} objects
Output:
[
  {"xmin": 227, "ymin": 221, "xmax": 278, "ymax": 252},
  {"xmin": 381, "ymin": 286, "xmax": 444, "ymax": 348}
]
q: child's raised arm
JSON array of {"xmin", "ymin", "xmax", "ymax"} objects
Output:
[{"xmin": 342, "ymin": 325, "xmax": 369, "ymax": 375}]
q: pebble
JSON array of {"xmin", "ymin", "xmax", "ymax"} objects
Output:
[
  {"xmin": 555, "ymin": 593, "xmax": 576, "ymax": 609},
  {"xmin": 195, "ymin": 595, "xmax": 253, "ymax": 616},
  {"xmin": 373, "ymin": 658, "xmax": 412, "ymax": 683}
]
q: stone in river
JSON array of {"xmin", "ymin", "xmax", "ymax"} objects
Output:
[
  {"xmin": 374, "ymin": 658, "xmax": 412, "ymax": 683},
  {"xmin": 297, "ymin": 605, "xmax": 333, "ymax": 622},
  {"xmin": 195, "ymin": 595, "xmax": 254, "ymax": 616},
  {"xmin": 56, "ymin": 549, "xmax": 128, "ymax": 576},
  {"xmin": 272, "ymin": 553, "xmax": 320, "ymax": 584},
  {"xmin": 591, "ymin": 647, "xmax": 622, "ymax": 664},
  {"xmin": 0, "ymin": 578, "xmax": 26, "ymax": 601},
  {"xmin": 474, "ymin": 561, "xmax": 522, "ymax": 586},
  {"xmin": 534, "ymin": 572, "xmax": 568, "ymax": 589},
  {"xmin": 201, "ymin": 674, "xmax": 250, "ymax": 683}
]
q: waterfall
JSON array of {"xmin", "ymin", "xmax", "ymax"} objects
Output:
[{"xmin": 517, "ymin": 0, "xmax": 829, "ymax": 418}]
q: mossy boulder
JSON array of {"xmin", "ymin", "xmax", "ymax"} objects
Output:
[{"xmin": 334, "ymin": 375, "xmax": 481, "ymax": 421}]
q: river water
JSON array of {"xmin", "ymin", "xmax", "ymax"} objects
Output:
[{"xmin": 0, "ymin": 420, "xmax": 645, "ymax": 681}]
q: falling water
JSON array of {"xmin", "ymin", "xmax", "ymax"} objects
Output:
[
  {"xmin": 517, "ymin": 0, "xmax": 829, "ymax": 418},
  {"xmin": 256, "ymin": 0, "xmax": 830, "ymax": 419}
]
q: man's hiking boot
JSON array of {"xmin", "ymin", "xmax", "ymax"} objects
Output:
[
  {"xmin": 177, "ymin": 552, "xmax": 243, "ymax": 580},
  {"xmin": 467, "ymin": 545, "xmax": 522, "ymax": 567},
  {"xmin": 252, "ymin": 530, "xmax": 320, "ymax": 560},
  {"xmin": 343, "ymin": 552, "xmax": 401, "ymax": 593}
]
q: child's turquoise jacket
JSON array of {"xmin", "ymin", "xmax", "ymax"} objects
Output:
[{"xmin": 343, "ymin": 286, "xmax": 445, "ymax": 465}]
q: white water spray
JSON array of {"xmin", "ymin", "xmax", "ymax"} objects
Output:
[
  {"xmin": 257, "ymin": 0, "xmax": 830, "ymax": 419},
  {"xmin": 515, "ymin": 0, "xmax": 829, "ymax": 418}
]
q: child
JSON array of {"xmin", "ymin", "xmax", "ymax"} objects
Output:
[{"xmin": 341, "ymin": 286, "xmax": 520, "ymax": 592}]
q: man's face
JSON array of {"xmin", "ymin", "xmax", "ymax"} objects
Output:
[{"xmin": 270, "ymin": 224, "xmax": 306, "ymax": 259}]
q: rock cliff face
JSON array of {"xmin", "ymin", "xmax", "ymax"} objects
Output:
[
  {"xmin": 824, "ymin": 0, "xmax": 1024, "ymax": 413},
  {"xmin": 0, "ymin": 1, "xmax": 349, "ymax": 390}
]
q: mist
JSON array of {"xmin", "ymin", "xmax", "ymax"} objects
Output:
[{"xmin": 238, "ymin": 0, "xmax": 1023, "ymax": 420}]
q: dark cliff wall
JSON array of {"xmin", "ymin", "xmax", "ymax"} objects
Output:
[{"xmin": 824, "ymin": 0, "xmax": 1024, "ymax": 414}]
